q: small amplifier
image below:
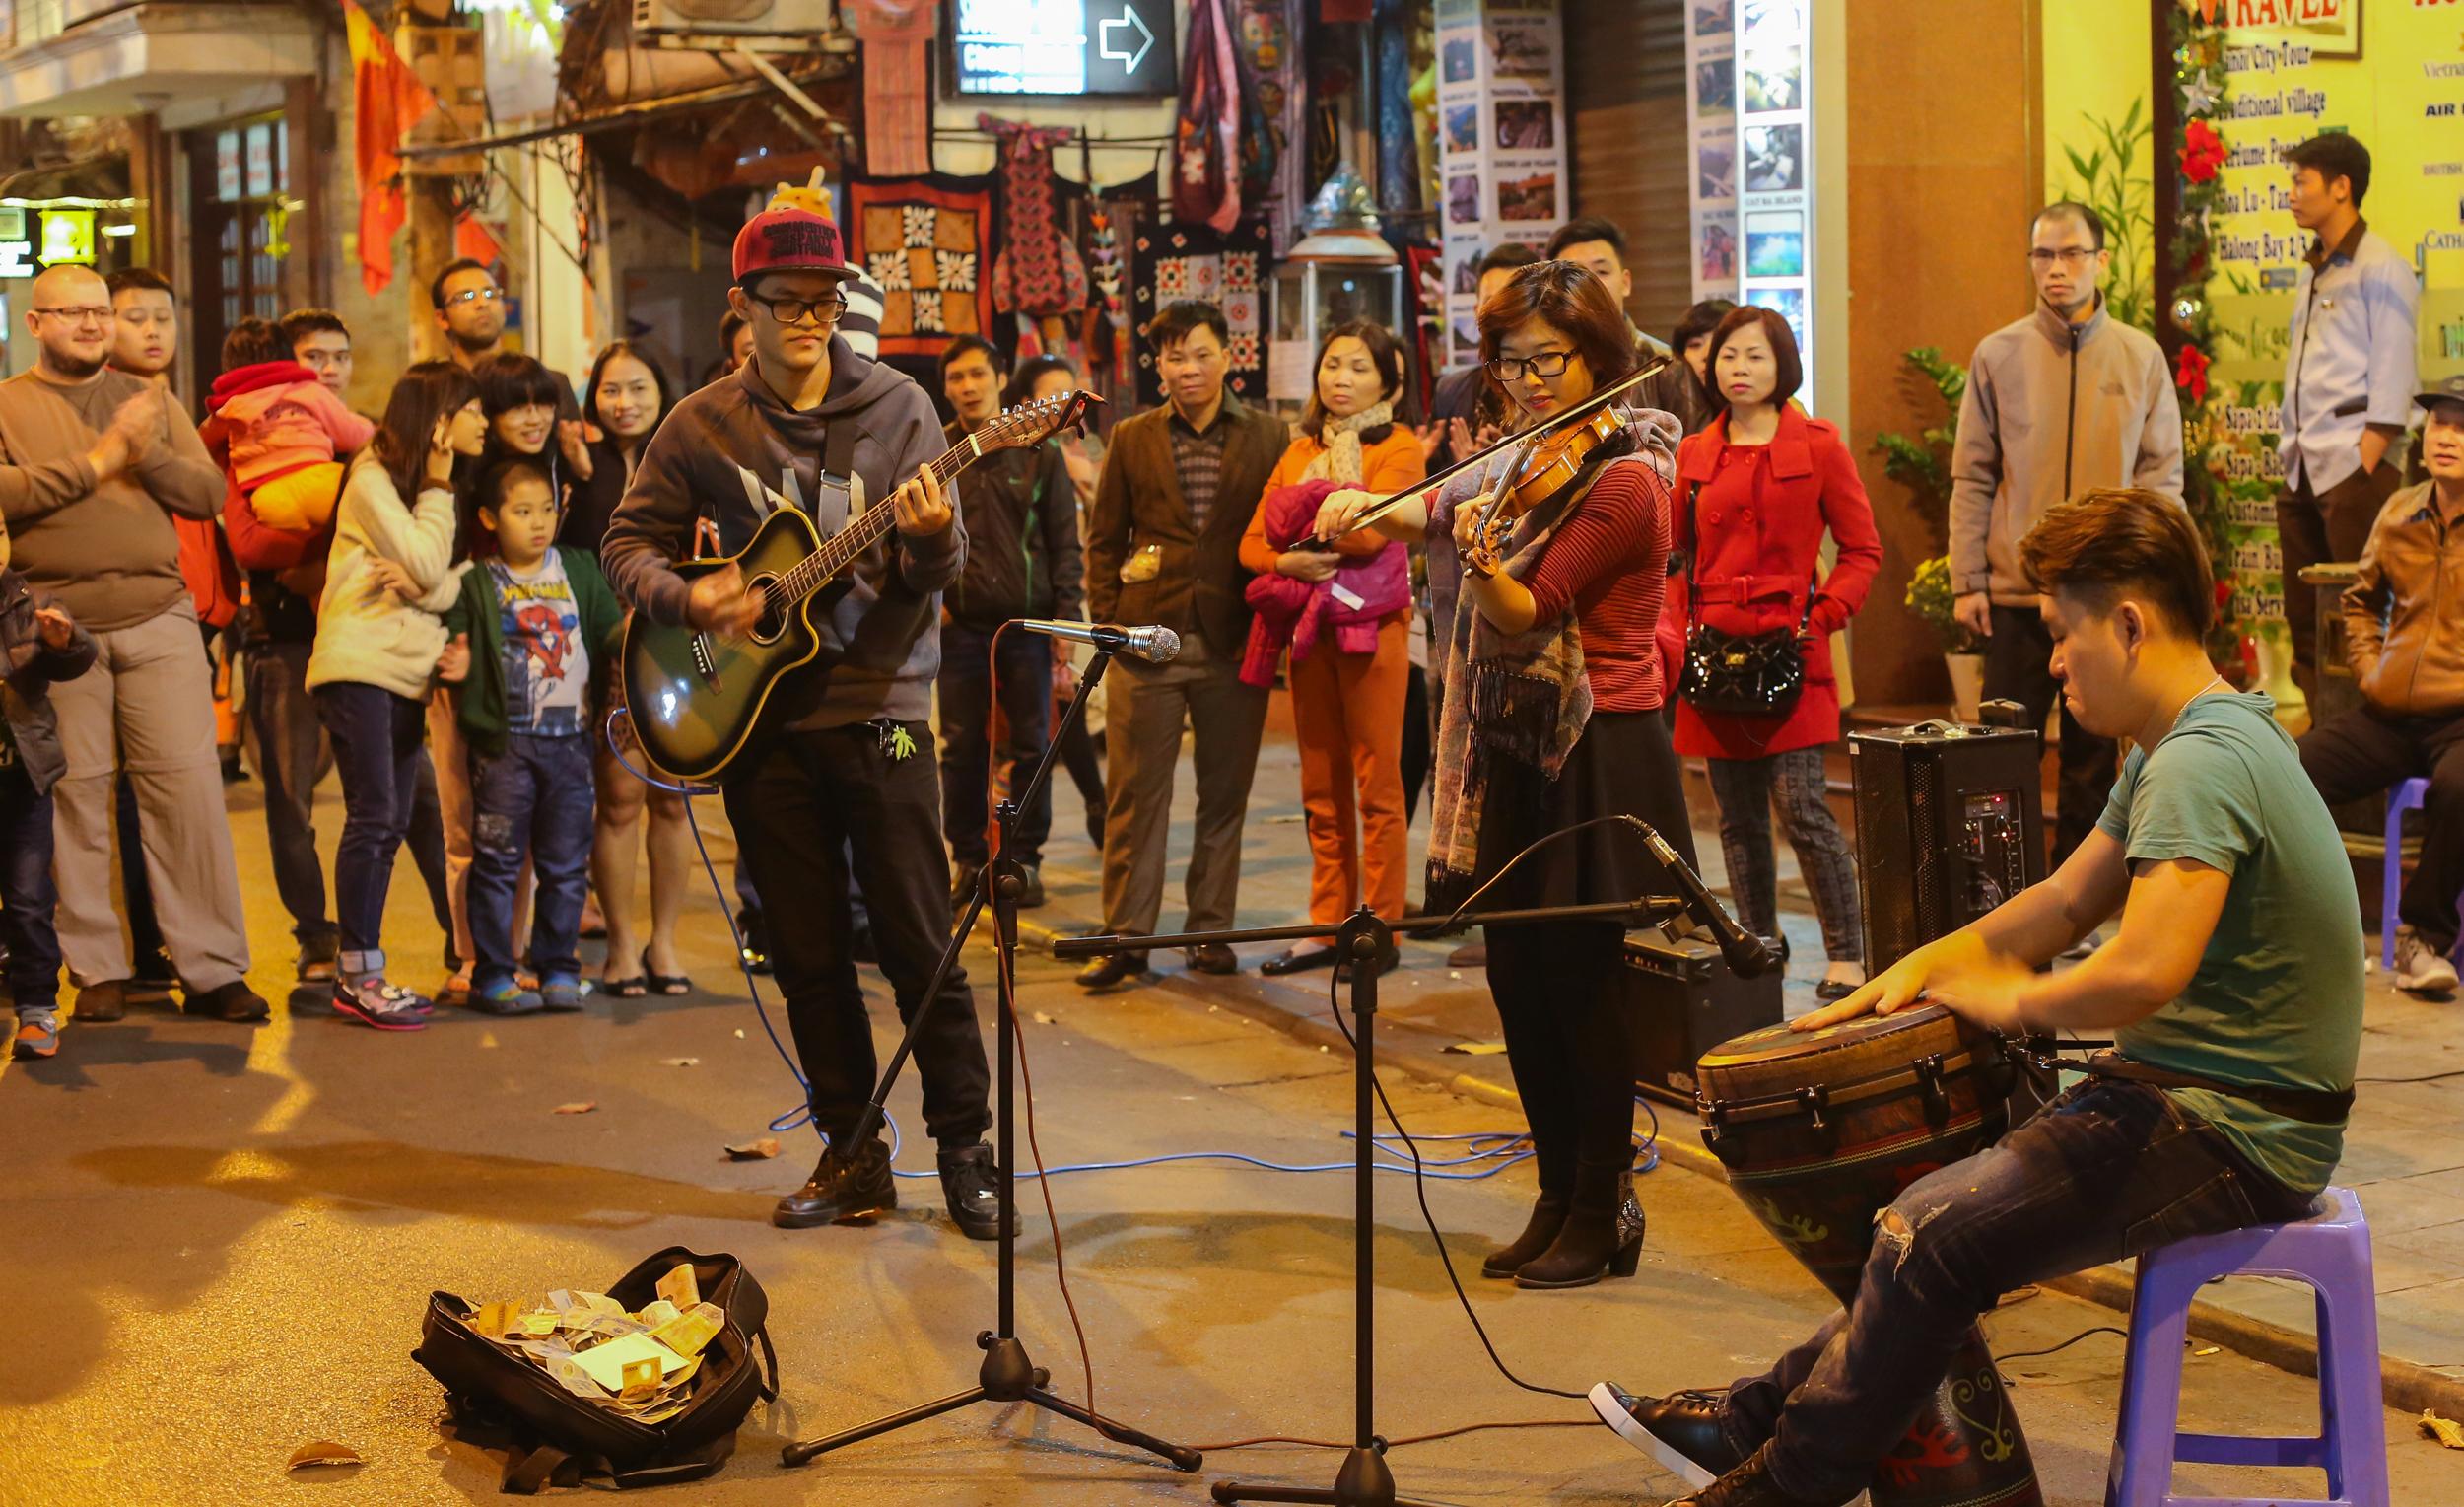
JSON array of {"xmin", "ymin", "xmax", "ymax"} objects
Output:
[
  {"xmin": 1851, "ymin": 719, "xmax": 2046, "ymax": 975},
  {"xmin": 1626, "ymin": 931, "xmax": 1785, "ymax": 1110}
]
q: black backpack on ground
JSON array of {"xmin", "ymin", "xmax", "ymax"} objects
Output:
[{"xmin": 412, "ymin": 1246, "xmax": 780, "ymax": 1492}]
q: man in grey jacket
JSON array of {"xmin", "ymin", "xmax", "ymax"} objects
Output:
[
  {"xmin": 1949, "ymin": 202, "xmax": 2184, "ymax": 859},
  {"xmin": 601, "ymin": 192, "xmax": 1004, "ymax": 1242}
]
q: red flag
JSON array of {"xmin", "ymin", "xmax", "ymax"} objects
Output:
[{"xmin": 345, "ymin": 0, "xmax": 437, "ymax": 296}]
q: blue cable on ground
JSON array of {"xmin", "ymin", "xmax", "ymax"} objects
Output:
[{"xmin": 608, "ymin": 708, "xmax": 1663, "ymax": 1186}]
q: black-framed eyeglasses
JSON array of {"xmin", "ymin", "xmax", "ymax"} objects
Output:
[
  {"xmin": 1485, "ymin": 349, "xmax": 1579, "ymax": 383},
  {"xmin": 747, "ymin": 291, "xmax": 848, "ymax": 326},
  {"xmin": 2026, "ymin": 248, "xmax": 2098, "ymax": 268},
  {"xmin": 444, "ymin": 287, "xmax": 504, "ymax": 307}
]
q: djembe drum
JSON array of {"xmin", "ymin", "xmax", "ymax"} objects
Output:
[{"xmin": 1695, "ymin": 1004, "xmax": 2043, "ymax": 1507}]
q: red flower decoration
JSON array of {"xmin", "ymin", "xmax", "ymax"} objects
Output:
[
  {"xmin": 2175, "ymin": 342, "xmax": 2210, "ymax": 405},
  {"xmin": 2179, "ymin": 120, "xmax": 2224, "ymax": 184}
]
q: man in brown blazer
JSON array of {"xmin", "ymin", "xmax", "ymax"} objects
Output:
[{"xmin": 1076, "ymin": 300, "xmax": 1287, "ymax": 988}]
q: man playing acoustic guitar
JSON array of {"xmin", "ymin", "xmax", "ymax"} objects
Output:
[
  {"xmin": 601, "ymin": 181, "xmax": 1006, "ymax": 1241},
  {"xmin": 1591, "ymin": 488, "xmax": 2362, "ymax": 1505}
]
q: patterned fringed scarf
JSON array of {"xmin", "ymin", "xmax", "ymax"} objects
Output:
[
  {"xmin": 1299, "ymin": 401, "xmax": 1395, "ymax": 486},
  {"xmin": 1422, "ymin": 412, "xmax": 1679, "ymax": 914},
  {"xmin": 1423, "ymin": 483, "xmax": 1593, "ymax": 914}
]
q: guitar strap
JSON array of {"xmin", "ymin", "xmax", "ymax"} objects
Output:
[{"xmin": 812, "ymin": 420, "xmax": 861, "ymax": 533}]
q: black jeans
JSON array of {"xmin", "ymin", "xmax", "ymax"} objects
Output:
[
  {"xmin": 314, "ymin": 682, "xmax": 429, "ymax": 976},
  {"xmin": 937, "ymin": 620, "xmax": 1054, "ymax": 868},
  {"xmin": 1984, "ymin": 604, "xmax": 2119, "ymax": 862},
  {"xmin": 1401, "ymin": 663, "xmax": 1430, "ymax": 826},
  {"xmin": 723, "ymin": 719, "xmax": 991, "ymax": 1147},
  {"xmin": 0, "ymin": 763, "xmax": 61, "ymax": 1017},
  {"xmin": 2301, "ymin": 704, "xmax": 2464, "ymax": 948},
  {"xmin": 470, "ymin": 733, "xmax": 595, "ymax": 990},
  {"xmin": 2279, "ymin": 460, "xmax": 2402, "ymax": 698},
  {"xmin": 1723, "ymin": 1080, "xmax": 2313, "ymax": 1502}
]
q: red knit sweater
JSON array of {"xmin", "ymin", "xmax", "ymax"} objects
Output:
[{"xmin": 1522, "ymin": 458, "xmax": 1672, "ymax": 712}]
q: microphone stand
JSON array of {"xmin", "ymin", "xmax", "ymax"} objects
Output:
[
  {"xmin": 1051, "ymin": 890, "xmax": 1690, "ymax": 1507},
  {"xmin": 781, "ymin": 645, "xmax": 1203, "ymax": 1473}
]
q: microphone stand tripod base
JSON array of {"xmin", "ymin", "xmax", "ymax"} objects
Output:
[{"xmin": 1213, "ymin": 1441, "xmax": 1447, "ymax": 1506}]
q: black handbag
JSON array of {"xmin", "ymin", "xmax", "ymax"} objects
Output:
[
  {"xmin": 412, "ymin": 1246, "xmax": 780, "ymax": 1493},
  {"xmin": 1677, "ymin": 479, "xmax": 1814, "ymax": 719},
  {"xmin": 1679, "ymin": 620, "xmax": 1810, "ymax": 719}
]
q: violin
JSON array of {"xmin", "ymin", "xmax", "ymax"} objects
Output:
[{"xmin": 1292, "ymin": 353, "xmax": 1673, "ymax": 553}]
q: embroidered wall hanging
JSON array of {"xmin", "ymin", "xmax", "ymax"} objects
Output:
[
  {"xmin": 846, "ymin": 173, "xmax": 1000, "ymax": 358},
  {"xmin": 1132, "ymin": 217, "xmax": 1271, "ymax": 408}
]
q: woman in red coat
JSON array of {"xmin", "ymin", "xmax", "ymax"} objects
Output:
[{"xmin": 1673, "ymin": 306, "xmax": 1882, "ymax": 999}]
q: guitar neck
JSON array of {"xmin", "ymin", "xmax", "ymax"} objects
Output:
[{"xmin": 773, "ymin": 442, "xmax": 980, "ymax": 604}]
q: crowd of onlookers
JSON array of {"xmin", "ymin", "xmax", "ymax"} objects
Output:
[{"xmin": 0, "ymin": 124, "xmax": 2456, "ymax": 1076}]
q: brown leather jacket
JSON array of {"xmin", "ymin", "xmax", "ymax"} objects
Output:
[
  {"xmin": 1083, "ymin": 394, "xmax": 1287, "ymax": 653},
  {"xmin": 2342, "ymin": 479, "xmax": 2464, "ymax": 716}
]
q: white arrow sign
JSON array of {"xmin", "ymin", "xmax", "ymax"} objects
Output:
[{"xmin": 1097, "ymin": 5, "xmax": 1154, "ymax": 73}]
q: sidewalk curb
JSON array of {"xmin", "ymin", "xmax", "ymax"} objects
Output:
[{"xmin": 1017, "ymin": 915, "xmax": 2464, "ymax": 1422}]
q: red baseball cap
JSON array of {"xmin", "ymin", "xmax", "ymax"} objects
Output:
[{"xmin": 732, "ymin": 169, "xmax": 858, "ymax": 285}]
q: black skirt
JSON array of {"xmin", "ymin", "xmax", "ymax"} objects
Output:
[{"xmin": 1469, "ymin": 709, "xmax": 1698, "ymax": 916}]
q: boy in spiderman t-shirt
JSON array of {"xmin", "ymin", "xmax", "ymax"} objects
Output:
[{"xmin": 439, "ymin": 457, "xmax": 624, "ymax": 1015}]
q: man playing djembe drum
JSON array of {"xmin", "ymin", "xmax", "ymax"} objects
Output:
[{"xmin": 1595, "ymin": 487, "xmax": 2363, "ymax": 1507}]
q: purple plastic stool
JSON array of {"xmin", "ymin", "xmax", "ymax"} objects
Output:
[
  {"xmin": 2104, "ymin": 1186, "xmax": 2388, "ymax": 1507},
  {"xmin": 2381, "ymin": 778, "xmax": 2464, "ymax": 972}
]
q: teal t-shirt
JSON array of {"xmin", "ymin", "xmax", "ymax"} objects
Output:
[{"xmin": 2094, "ymin": 691, "xmax": 2361, "ymax": 1197}]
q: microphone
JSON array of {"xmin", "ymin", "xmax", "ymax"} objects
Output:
[
  {"xmin": 1013, "ymin": 619, "xmax": 1183, "ymax": 664},
  {"xmin": 1636, "ymin": 821, "xmax": 1778, "ymax": 979}
]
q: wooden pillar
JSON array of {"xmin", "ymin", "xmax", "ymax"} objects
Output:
[
  {"xmin": 283, "ymin": 77, "xmax": 326, "ymax": 312},
  {"xmin": 408, "ymin": 175, "xmax": 456, "ymax": 363}
]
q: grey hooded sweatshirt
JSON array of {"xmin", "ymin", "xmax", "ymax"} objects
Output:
[
  {"xmin": 1948, "ymin": 296, "xmax": 2184, "ymax": 605},
  {"xmin": 600, "ymin": 338, "xmax": 964, "ymax": 731}
]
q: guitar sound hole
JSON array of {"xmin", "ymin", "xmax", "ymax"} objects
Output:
[{"xmin": 746, "ymin": 574, "xmax": 788, "ymax": 645}]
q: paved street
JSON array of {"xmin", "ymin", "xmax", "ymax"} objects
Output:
[{"xmin": 1, "ymin": 730, "xmax": 2458, "ymax": 1503}]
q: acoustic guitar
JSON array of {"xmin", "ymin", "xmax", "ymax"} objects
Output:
[{"xmin": 620, "ymin": 389, "xmax": 1096, "ymax": 782}]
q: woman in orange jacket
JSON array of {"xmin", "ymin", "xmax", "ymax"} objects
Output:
[{"xmin": 1238, "ymin": 320, "xmax": 1426, "ymax": 979}]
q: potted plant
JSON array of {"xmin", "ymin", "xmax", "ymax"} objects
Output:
[{"xmin": 1907, "ymin": 555, "xmax": 1985, "ymax": 721}]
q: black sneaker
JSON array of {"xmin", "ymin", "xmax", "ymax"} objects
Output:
[
  {"xmin": 937, "ymin": 1141, "xmax": 1017, "ymax": 1241},
  {"xmin": 735, "ymin": 906, "xmax": 773, "ymax": 976},
  {"xmin": 950, "ymin": 861, "xmax": 985, "ymax": 908},
  {"xmin": 187, "ymin": 980, "xmax": 271, "ymax": 1023},
  {"xmin": 1665, "ymin": 1443, "xmax": 1830, "ymax": 1506},
  {"xmin": 773, "ymin": 1137, "xmax": 897, "ymax": 1229},
  {"xmin": 1591, "ymin": 1382, "xmax": 1747, "ymax": 1482}
]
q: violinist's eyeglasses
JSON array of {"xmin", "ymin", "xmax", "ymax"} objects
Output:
[{"xmin": 1486, "ymin": 349, "xmax": 1578, "ymax": 383}]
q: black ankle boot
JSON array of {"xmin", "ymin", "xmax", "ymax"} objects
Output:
[
  {"xmin": 1516, "ymin": 1165, "xmax": 1644, "ymax": 1289},
  {"xmin": 1480, "ymin": 1192, "xmax": 1569, "ymax": 1278}
]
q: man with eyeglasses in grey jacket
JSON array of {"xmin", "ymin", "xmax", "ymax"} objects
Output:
[{"xmin": 1949, "ymin": 201, "xmax": 2184, "ymax": 862}]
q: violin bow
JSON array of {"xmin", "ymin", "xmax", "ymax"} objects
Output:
[{"xmin": 1290, "ymin": 352, "xmax": 1674, "ymax": 553}]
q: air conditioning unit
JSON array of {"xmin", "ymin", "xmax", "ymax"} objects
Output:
[{"xmin": 632, "ymin": 0, "xmax": 839, "ymax": 51}]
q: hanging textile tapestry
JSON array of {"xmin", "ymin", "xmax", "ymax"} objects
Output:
[
  {"xmin": 845, "ymin": 173, "xmax": 1000, "ymax": 359},
  {"xmin": 1132, "ymin": 217, "xmax": 1271, "ymax": 409}
]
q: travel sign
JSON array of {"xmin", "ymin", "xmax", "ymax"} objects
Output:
[{"xmin": 949, "ymin": 0, "xmax": 1176, "ymax": 97}]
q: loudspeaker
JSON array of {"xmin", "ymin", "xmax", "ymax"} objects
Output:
[
  {"xmin": 1626, "ymin": 931, "xmax": 1785, "ymax": 1110},
  {"xmin": 1850, "ymin": 720, "xmax": 2046, "ymax": 974}
]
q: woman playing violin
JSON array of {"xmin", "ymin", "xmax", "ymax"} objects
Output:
[{"xmin": 1315, "ymin": 260, "xmax": 1695, "ymax": 1290}]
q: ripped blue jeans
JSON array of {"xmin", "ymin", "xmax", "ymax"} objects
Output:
[{"xmin": 1719, "ymin": 1078, "xmax": 2317, "ymax": 1503}]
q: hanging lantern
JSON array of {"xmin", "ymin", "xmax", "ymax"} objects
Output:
[{"xmin": 1266, "ymin": 166, "xmax": 1406, "ymax": 414}]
